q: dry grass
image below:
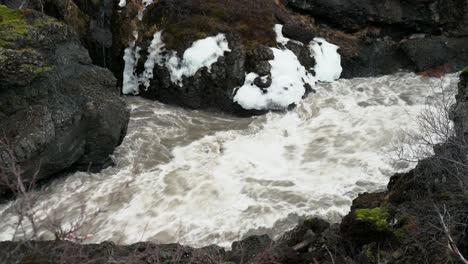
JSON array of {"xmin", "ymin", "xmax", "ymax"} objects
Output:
[{"xmin": 145, "ymin": 0, "xmax": 281, "ymax": 51}]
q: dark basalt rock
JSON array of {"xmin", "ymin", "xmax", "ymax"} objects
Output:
[
  {"xmin": 286, "ymin": 0, "xmax": 467, "ymax": 36},
  {"xmin": 25, "ymin": 0, "xmax": 117, "ymax": 70},
  {"xmin": 453, "ymin": 68, "xmax": 468, "ymax": 142},
  {"xmin": 285, "ymin": 41, "xmax": 315, "ymax": 70},
  {"xmin": 0, "ymin": 0, "xmax": 29, "ymax": 9},
  {"xmin": 282, "ymin": 23, "xmax": 315, "ymax": 44},
  {"xmin": 401, "ymin": 36, "xmax": 468, "ymax": 72},
  {"xmin": 286, "ymin": 0, "xmax": 468, "ymax": 78},
  {"xmin": 0, "ymin": 6, "xmax": 129, "ymax": 199},
  {"xmin": 246, "ymin": 45, "xmax": 274, "ymax": 75}
]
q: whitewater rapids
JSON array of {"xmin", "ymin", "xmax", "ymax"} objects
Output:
[{"xmin": 0, "ymin": 73, "xmax": 459, "ymax": 247}]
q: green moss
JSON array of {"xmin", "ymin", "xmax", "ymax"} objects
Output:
[
  {"xmin": 0, "ymin": 5, "xmax": 63, "ymax": 48},
  {"xmin": 365, "ymin": 243, "xmax": 379, "ymax": 263},
  {"xmin": 462, "ymin": 67, "xmax": 468, "ymax": 74},
  {"xmin": 393, "ymin": 226, "xmax": 408, "ymax": 239},
  {"xmin": 20, "ymin": 64, "xmax": 55, "ymax": 75},
  {"xmin": 33, "ymin": 66, "xmax": 55, "ymax": 74},
  {"xmin": 0, "ymin": 5, "xmax": 29, "ymax": 47},
  {"xmin": 355, "ymin": 208, "xmax": 390, "ymax": 231},
  {"xmin": 17, "ymin": 48, "xmax": 39, "ymax": 55}
]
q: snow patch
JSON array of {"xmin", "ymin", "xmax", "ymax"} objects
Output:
[
  {"xmin": 234, "ymin": 48, "xmax": 316, "ymax": 110},
  {"xmin": 309, "ymin": 38, "xmax": 342, "ymax": 82},
  {"xmin": 138, "ymin": 0, "xmax": 154, "ymax": 20},
  {"xmin": 274, "ymin": 24, "xmax": 290, "ymax": 45},
  {"xmin": 165, "ymin": 34, "xmax": 231, "ymax": 85}
]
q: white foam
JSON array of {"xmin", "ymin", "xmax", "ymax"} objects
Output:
[
  {"xmin": 309, "ymin": 38, "xmax": 342, "ymax": 82},
  {"xmin": 118, "ymin": 0, "xmax": 126, "ymax": 7},
  {"xmin": 234, "ymin": 48, "xmax": 316, "ymax": 110}
]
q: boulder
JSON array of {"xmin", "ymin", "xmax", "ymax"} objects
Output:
[{"xmin": 0, "ymin": 5, "xmax": 129, "ymax": 198}]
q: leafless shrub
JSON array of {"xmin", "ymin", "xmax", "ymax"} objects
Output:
[
  {"xmin": 394, "ymin": 81, "xmax": 456, "ymax": 162},
  {"xmin": 391, "ymin": 75, "xmax": 468, "ymax": 262},
  {"xmin": 0, "ymin": 137, "xmax": 39, "ymax": 240},
  {"xmin": 434, "ymin": 204, "xmax": 468, "ymax": 264},
  {"xmin": 0, "ymin": 137, "xmax": 98, "ymax": 243},
  {"xmin": 393, "ymin": 79, "xmax": 467, "ymax": 190}
]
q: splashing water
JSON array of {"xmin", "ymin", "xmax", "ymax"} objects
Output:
[{"xmin": 0, "ymin": 73, "xmax": 459, "ymax": 247}]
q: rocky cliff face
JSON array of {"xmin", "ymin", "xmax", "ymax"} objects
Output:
[
  {"xmin": 0, "ymin": 5, "xmax": 129, "ymax": 198},
  {"xmin": 287, "ymin": 0, "xmax": 468, "ymax": 35}
]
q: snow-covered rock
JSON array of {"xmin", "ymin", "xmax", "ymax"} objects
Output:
[
  {"xmin": 122, "ymin": 32, "xmax": 231, "ymax": 95},
  {"xmin": 233, "ymin": 24, "xmax": 343, "ymax": 111},
  {"xmin": 309, "ymin": 38, "xmax": 342, "ymax": 82},
  {"xmin": 165, "ymin": 34, "xmax": 231, "ymax": 85},
  {"xmin": 234, "ymin": 48, "xmax": 316, "ymax": 110},
  {"xmin": 274, "ymin": 24, "xmax": 290, "ymax": 45},
  {"xmin": 138, "ymin": 0, "xmax": 154, "ymax": 20}
]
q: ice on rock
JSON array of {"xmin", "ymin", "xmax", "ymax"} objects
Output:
[
  {"xmin": 122, "ymin": 32, "xmax": 141, "ymax": 95},
  {"xmin": 309, "ymin": 37, "xmax": 342, "ymax": 82},
  {"xmin": 122, "ymin": 31, "xmax": 164, "ymax": 95},
  {"xmin": 142, "ymin": 31, "xmax": 165, "ymax": 88},
  {"xmin": 234, "ymin": 48, "xmax": 316, "ymax": 110}
]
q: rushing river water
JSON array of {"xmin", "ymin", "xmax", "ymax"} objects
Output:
[{"xmin": 0, "ymin": 73, "xmax": 459, "ymax": 247}]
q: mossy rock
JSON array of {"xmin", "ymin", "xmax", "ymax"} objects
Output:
[
  {"xmin": 0, "ymin": 6, "xmax": 66, "ymax": 84},
  {"xmin": 0, "ymin": 5, "xmax": 30, "ymax": 47},
  {"xmin": 0, "ymin": 4, "xmax": 64, "ymax": 48},
  {"xmin": 33, "ymin": 66, "xmax": 55, "ymax": 74},
  {"xmin": 462, "ymin": 66, "xmax": 468, "ymax": 74},
  {"xmin": 355, "ymin": 207, "xmax": 390, "ymax": 231}
]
